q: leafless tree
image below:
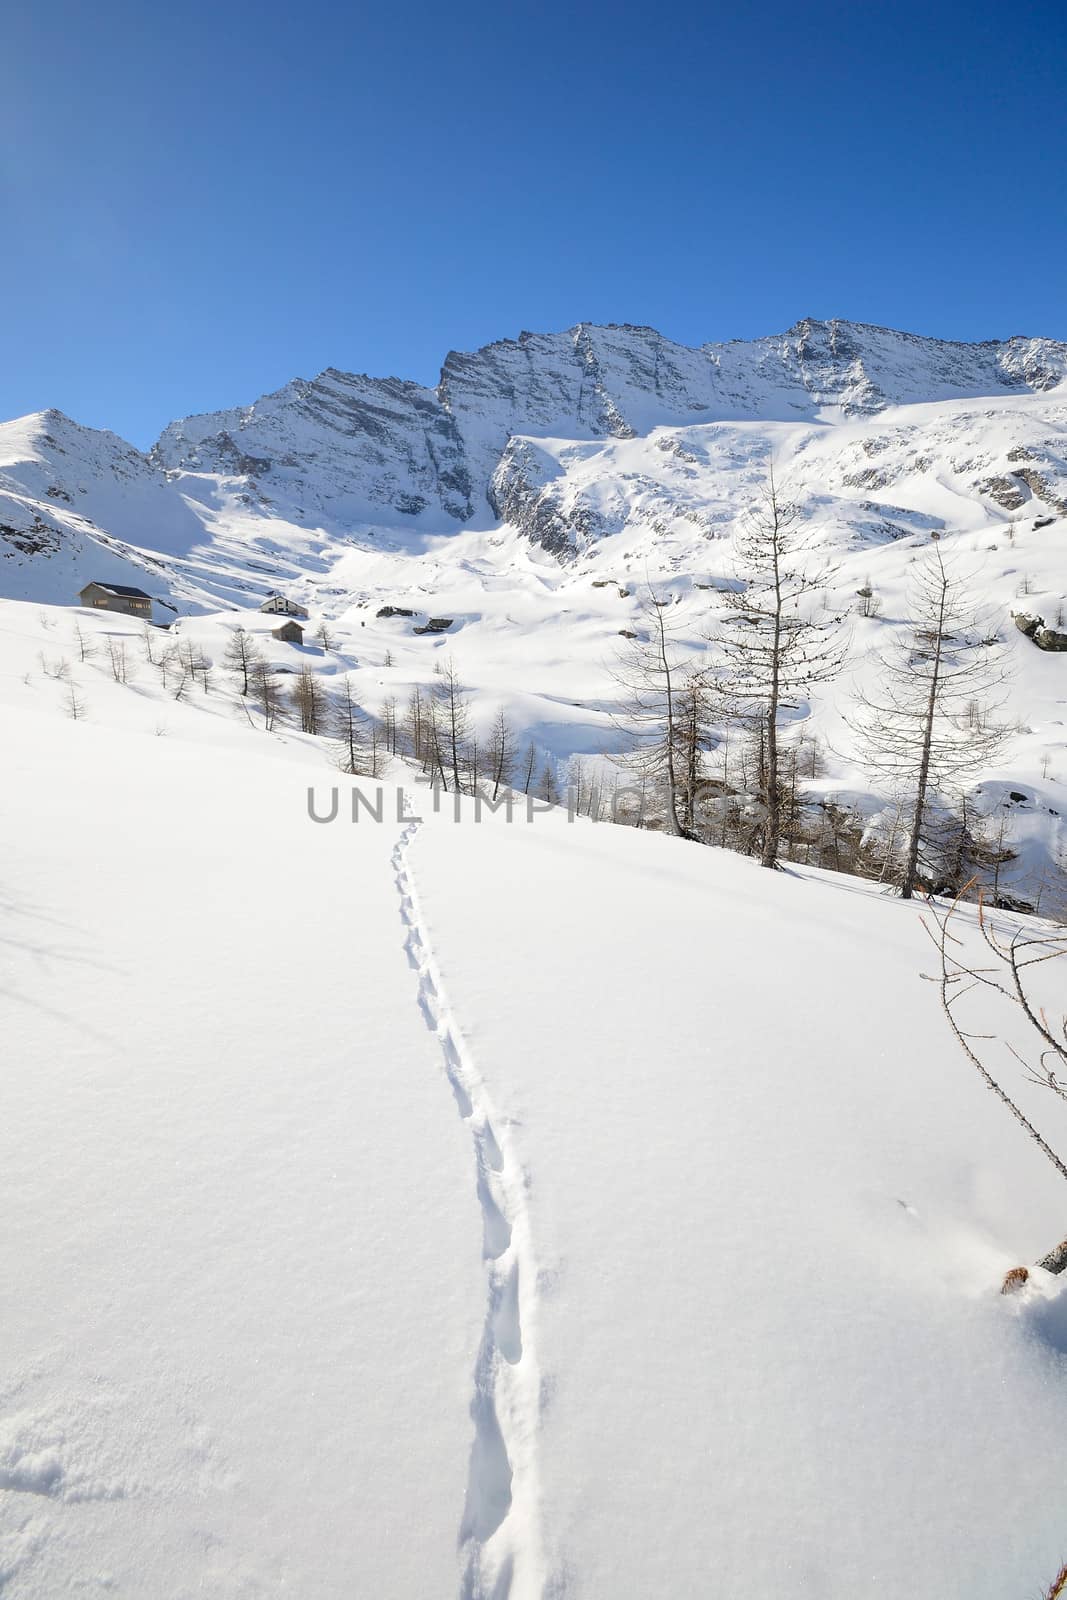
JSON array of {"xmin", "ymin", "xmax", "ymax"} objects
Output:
[
  {"xmin": 315, "ymin": 620, "xmax": 338, "ymax": 651},
  {"xmin": 673, "ymin": 676, "xmax": 717, "ymax": 837},
  {"xmin": 105, "ymin": 637, "xmax": 132, "ymax": 683},
  {"xmin": 174, "ymin": 639, "xmax": 211, "ymax": 693},
  {"xmin": 796, "ymin": 732, "xmax": 825, "ymax": 781},
  {"xmin": 403, "ymin": 686, "xmax": 425, "ymax": 764},
  {"xmin": 380, "ymin": 695, "xmax": 399, "ymax": 755},
  {"xmin": 223, "ymin": 625, "xmax": 261, "ymax": 696},
  {"xmin": 367, "ymin": 716, "xmax": 384, "ymax": 778},
  {"xmin": 156, "ymin": 644, "xmax": 180, "ymax": 691},
  {"xmin": 436, "ymin": 658, "xmax": 472, "ymax": 793},
  {"xmin": 290, "ymin": 665, "xmax": 331, "ymax": 735},
  {"xmin": 250, "ymin": 658, "xmax": 285, "ymax": 732},
  {"xmin": 141, "ymin": 623, "xmax": 161, "ymax": 665},
  {"xmin": 611, "ymin": 588, "xmax": 701, "ymax": 838},
  {"xmin": 38, "ymin": 652, "xmax": 70, "ymax": 681},
  {"xmin": 421, "ymin": 694, "xmax": 449, "ymax": 788},
  {"xmin": 855, "ymin": 581, "xmax": 882, "ymax": 618},
  {"xmin": 707, "ymin": 468, "xmax": 845, "ymax": 869},
  {"xmin": 568, "ymin": 757, "xmax": 586, "ymax": 816},
  {"xmin": 488, "ymin": 708, "xmax": 516, "ymax": 800},
  {"xmin": 464, "ymin": 733, "xmax": 481, "ymax": 795},
  {"xmin": 520, "ymin": 741, "xmax": 537, "ymax": 795},
  {"xmin": 539, "ymin": 758, "xmax": 560, "ymax": 804},
  {"xmin": 74, "ymin": 623, "xmax": 96, "ymax": 663},
  {"xmin": 64, "ymin": 678, "xmax": 87, "ymax": 720},
  {"xmin": 333, "ymin": 674, "xmax": 367, "ymax": 774},
  {"xmin": 848, "ymin": 540, "xmax": 1008, "ymax": 899}
]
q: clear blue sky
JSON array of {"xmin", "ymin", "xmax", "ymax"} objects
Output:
[{"xmin": 4, "ymin": 0, "xmax": 1066, "ymax": 446}]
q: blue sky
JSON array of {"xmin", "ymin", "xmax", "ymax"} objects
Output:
[{"xmin": 4, "ymin": 0, "xmax": 1066, "ymax": 446}]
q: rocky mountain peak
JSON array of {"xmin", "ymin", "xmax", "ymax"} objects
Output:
[{"xmin": 3, "ymin": 317, "xmax": 1066, "ymax": 589}]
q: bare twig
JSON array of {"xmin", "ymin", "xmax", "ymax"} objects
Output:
[
  {"xmin": 1042, "ymin": 1561, "xmax": 1067, "ymax": 1600},
  {"xmin": 921, "ymin": 887, "xmax": 1067, "ymax": 1187}
]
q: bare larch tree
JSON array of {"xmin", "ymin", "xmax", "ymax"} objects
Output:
[
  {"xmin": 223, "ymin": 625, "xmax": 261, "ymax": 696},
  {"xmin": 435, "ymin": 658, "xmax": 472, "ymax": 793},
  {"xmin": 848, "ymin": 539, "xmax": 1007, "ymax": 899},
  {"xmin": 611, "ymin": 587, "xmax": 701, "ymax": 838},
  {"xmin": 250, "ymin": 658, "xmax": 284, "ymax": 732},
  {"xmin": 289, "ymin": 665, "xmax": 331, "ymax": 735},
  {"xmin": 488, "ymin": 708, "xmax": 516, "ymax": 800},
  {"xmin": 708, "ymin": 467, "xmax": 844, "ymax": 868},
  {"xmin": 333, "ymin": 674, "xmax": 367, "ymax": 774}
]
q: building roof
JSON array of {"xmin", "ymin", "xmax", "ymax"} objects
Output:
[{"xmin": 82, "ymin": 581, "xmax": 153, "ymax": 599}]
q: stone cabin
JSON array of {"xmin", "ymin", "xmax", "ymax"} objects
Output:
[
  {"xmin": 78, "ymin": 581, "xmax": 152, "ymax": 618},
  {"xmin": 271, "ymin": 620, "xmax": 305, "ymax": 645},
  {"xmin": 260, "ymin": 594, "xmax": 309, "ymax": 619}
]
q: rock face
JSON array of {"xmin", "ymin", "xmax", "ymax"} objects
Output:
[
  {"xmin": 981, "ymin": 476, "xmax": 1030, "ymax": 511},
  {"xmin": 152, "ymin": 368, "xmax": 474, "ymax": 524},
  {"xmin": 150, "ymin": 319, "xmax": 1067, "ymax": 537},
  {"xmin": 4, "ymin": 317, "xmax": 1067, "ymax": 595},
  {"xmin": 1013, "ymin": 612, "xmax": 1067, "ymax": 651},
  {"xmin": 487, "ymin": 438, "xmax": 604, "ymax": 557}
]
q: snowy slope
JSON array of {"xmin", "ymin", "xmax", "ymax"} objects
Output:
[
  {"xmin": 413, "ymin": 805, "xmax": 1067, "ymax": 1600},
  {"xmin": 3, "ymin": 600, "xmax": 1067, "ymax": 1597},
  {"xmin": 0, "ymin": 711, "xmax": 483, "ymax": 1596}
]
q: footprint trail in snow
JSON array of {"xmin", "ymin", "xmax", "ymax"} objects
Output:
[{"xmin": 391, "ymin": 820, "xmax": 544, "ymax": 1600}]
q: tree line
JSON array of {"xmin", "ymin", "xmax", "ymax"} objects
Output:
[
  {"xmin": 220, "ymin": 629, "xmax": 566, "ymax": 799},
  {"xmin": 603, "ymin": 469, "xmax": 1063, "ymax": 916},
  {"xmin": 49, "ymin": 478, "xmax": 1062, "ymax": 917}
]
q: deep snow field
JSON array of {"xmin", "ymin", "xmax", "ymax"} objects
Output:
[{"xmin": 2, "ymin": 598, "xmax": 1067, "ymax": 1598}]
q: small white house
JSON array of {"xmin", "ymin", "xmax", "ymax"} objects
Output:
[{"xmin": 260, "ymin": 594, "xmax": 309, "ymax": 619}]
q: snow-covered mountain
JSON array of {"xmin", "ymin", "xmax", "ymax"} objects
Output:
[
  {"xmin": 5, "ymin": 317, "xmax": 1067, "ymax": 592},
  {"xmin": 153, "ymin": 319, "xmax": 1067, "ymax": 520},
  {"xmin": 3, "ymin": 316, "xmax": 1066, "ymax": 890}
]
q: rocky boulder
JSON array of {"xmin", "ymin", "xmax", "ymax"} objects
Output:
[{"xmin": 1013, "ymin": 612, "xmax": 1067, "ymax": 651}]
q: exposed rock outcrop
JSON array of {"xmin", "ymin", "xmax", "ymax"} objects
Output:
[
  {"xmin": 488, "ymin": 438, "xmax": 603, "ymax": 557},
  {"xmin": 1013, "ymin": 612, "xmax": 1067, "ymax": 651},
  {"xmin": 149, "ymin": 319, "xmax": 1067, "ymax": 550}
]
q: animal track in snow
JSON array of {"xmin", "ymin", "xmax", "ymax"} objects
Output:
[{"xmin": 391, "ymin": 821, "xmax": 544, "ymax": 1600}]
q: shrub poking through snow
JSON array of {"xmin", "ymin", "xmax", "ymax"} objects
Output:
[{"xmin": 1043, "ymin": 1563, "xmax": 1067, "ymax": 1600}]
